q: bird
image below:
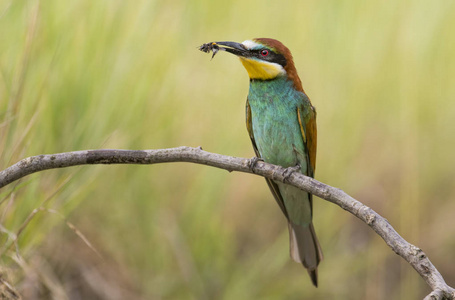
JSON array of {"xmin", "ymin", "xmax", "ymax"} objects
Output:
[{"xmin": 200, "ymin": 38, "xmax": 323, "ymax": 286}]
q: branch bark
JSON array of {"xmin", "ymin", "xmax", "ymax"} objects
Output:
[{"xmin": 0, "ymin": 146, "xmax": 454, "ymax": 299}]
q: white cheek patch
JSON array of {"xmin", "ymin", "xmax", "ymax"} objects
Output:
[{"xmin": 242, "ymin": 40, "xmax": 262, "ymax": 50}]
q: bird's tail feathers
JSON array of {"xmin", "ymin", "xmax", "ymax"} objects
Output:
[{"xmin": 288, "ymin": 222, "xmax": 323, "ymax": 287}]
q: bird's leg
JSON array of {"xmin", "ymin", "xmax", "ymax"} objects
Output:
[
  {"xmin": 282, "ymin": 164, "xmax": 301, "ymax": 183},
  {"xmin": 249, "ymin": 156, "xmax": 264, "ymax": 173}
]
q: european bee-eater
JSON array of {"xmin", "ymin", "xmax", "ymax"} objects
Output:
[{"xmin": 200, "ymin": 38, "xmax": 322, "ymax": 286}]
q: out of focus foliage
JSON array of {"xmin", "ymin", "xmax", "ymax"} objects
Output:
[{"xmin": 1, "ymin": 0, "xmax": 454, "ymax": 299}]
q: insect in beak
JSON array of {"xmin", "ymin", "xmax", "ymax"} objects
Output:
[
  {"xmin": 199, "ymin": 41, "xmax": 249, "ymax": 60},
  {"xmin": 199, "ymin": 42, "xmax": 221, "ymax": 60}
]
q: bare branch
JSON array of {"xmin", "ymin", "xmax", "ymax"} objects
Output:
[{"xmin": 0, "ymin": 146, "xmax": 454, "ymax": 299}]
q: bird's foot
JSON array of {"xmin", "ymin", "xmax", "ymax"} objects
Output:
[
  {"xmin": 282, "ymin": 164, "xmax": 301, "ymax": 183},
  {"xmin": 249, "ymin": 156, "xmax": 264, "ymax": 173}
]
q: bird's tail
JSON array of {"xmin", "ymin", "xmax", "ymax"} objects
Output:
[{"xmin": 288, "ymin": 222, "xmax": 323, "ymax": 287}]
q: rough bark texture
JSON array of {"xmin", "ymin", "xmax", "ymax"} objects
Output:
[{"xmin": 0, "ymin": 147, "xmax": 454, "ymax": 299}]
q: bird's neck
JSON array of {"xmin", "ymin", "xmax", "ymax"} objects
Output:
[
  {"xmin": 247, "ymin": 76, "xmax": 306, "ymax": 113},
  {"xmin": 249, "ymin": 76, "xmax": 299, "ymax": 98}
]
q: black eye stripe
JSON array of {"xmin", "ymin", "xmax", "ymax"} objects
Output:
[{"xmin": 253, "ymin": 49, "xmax": 287, "ymax": 67}]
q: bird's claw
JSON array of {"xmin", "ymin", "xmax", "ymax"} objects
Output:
[
  {"xmin": 249, "ymin": 157, "xmax": 264, "ymax": 173},
  {"xmin": 282, "ymin": 164, "xmax": 301, "ymax": 183}
]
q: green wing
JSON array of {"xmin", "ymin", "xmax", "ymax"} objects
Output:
[
  {"xmin": 296, "ymin": 103, "xmax": 317, "ymax": 177},
  {"xmin": 246, "ymin": 98, "xmax": 289, "ymax": 218},
  {"xmin": 296, "ymin": 101, "xmax": 317, "ymax": 215}
]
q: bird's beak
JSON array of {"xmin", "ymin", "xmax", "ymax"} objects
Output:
[
  {"xmin": 214, "ymin": 41, "xmax": 250, "ymax": 58},
  {"xmin": 199, "ymin": 41, "xmax": 251, "ymax": 59}
]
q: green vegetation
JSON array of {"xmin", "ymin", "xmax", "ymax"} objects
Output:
[{"xmin": 1, "ymin": 0, "xmax": 454, "ymax": 299}]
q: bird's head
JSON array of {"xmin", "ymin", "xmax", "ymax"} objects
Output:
[{"xmin": 201, "ymin": 38, "xmax": 303, "ymax": 92}]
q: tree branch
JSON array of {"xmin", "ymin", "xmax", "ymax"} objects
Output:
[{"xmin": 0, "ymin": 146, "xmax": 453, "ymax": 299}]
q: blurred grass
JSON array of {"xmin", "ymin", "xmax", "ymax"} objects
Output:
[{"xmin": 1, "ymin": 0, "xmax": 455, "ymax": 299}]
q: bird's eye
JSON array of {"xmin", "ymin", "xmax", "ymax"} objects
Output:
[{"xmin": 260, "ymin": 49, "xmax": 269, "ymax": 57}]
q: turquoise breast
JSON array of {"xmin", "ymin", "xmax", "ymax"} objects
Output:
[{"xmin": 247, "ymin": 77, "xmax": 309, "ymax": 172}]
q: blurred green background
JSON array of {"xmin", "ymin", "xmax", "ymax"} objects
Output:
[{"xmin": 1, "ymin": 0, "xmax": 455, "ymax": 299}]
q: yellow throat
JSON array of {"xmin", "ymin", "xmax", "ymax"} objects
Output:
[{"xmin": 239, "ymin": 57, "xmax": 285, "ymax": 80}]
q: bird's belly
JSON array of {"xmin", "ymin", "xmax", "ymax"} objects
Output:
[
  {"xmin": 252, "ymin": 116, "xmax": 307, "ymax": 171},
  {"xmin": 253, "ymin": 117, "xmax": 312, "ymax": 225}
]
